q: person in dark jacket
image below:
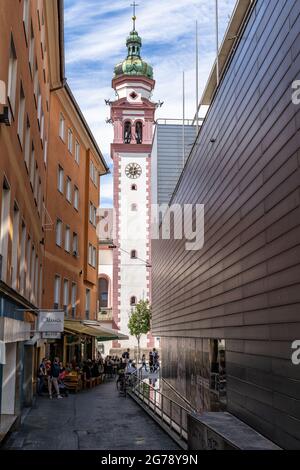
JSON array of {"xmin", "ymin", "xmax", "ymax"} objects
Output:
[{"xmin": 49, "ymin": 357, "xmax": 63, "ymax": 399}]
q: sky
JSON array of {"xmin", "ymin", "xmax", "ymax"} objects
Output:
[{"xmin": 64, "ymin": 0, "xmax": 237, "ymax": 207}]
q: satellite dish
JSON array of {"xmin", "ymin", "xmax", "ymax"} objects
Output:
[{"xmin": 0, "ymin": 81, "xmax": 6, "ymax": 105}]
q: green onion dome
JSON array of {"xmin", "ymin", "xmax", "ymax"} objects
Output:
[{"xmin": 114, "ymin": 29, "xmax": 153, "ymax": 79}]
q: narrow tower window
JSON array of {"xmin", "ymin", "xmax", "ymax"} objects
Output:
[
  {"xmin": 135, "ymin": 121, "xmax": 143, "ymax": 144},
  {"xmin": 124, "ymin": 121, "xmax": 132, "ymax": 144},
  {"xmin": 130, "ymin": 296, "xmax": 137, "ymax": 306}
]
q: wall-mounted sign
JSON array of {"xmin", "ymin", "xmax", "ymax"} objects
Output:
[
  {"xmin": 0, "ymin": 80, "xmax": 6, "ymax": 105},
  {"xmin": 38, "ymin": 311, "xmax": 64, "ymax": 333},
  {"xmin": 0, "ymin": 340, "xmax": 6, "ymax": 364},
  {"xmin": 42, "ymin": 332, "xmax": 61, "ymax": 340}
]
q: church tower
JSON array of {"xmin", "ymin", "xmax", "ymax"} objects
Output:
[{"xmin": 110, "ymin": 11, "xmax": 156, "ymax": 355}]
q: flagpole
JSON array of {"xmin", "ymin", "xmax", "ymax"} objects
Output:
[
  {"xmin": 196, "ymin": 20, "xmax": 199, "ymax": 134},
  {"xmin": 215, "ymin": 0, "xmax": 219, "ymax": 86},
  {"xmin": 183, "ymin": 71, "xmax": 185, "ymax": 167}
]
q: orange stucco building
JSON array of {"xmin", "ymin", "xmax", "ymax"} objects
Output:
[
  {"xmin": 0, "ymin": 0, "xmax": 108, "ymax": 425},
  {"xmin": 42, "ymin": 84, "xmax": 108, "ymax": 361}
]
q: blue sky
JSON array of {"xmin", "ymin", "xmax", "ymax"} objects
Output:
[{"xmin": 64, "ymin": 0, "xmax": 237, "ymax": 207}]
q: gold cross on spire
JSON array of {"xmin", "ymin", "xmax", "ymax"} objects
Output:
[{"xmin": 131, "ymin": 2, "xmax": 139, "ymax": 30}]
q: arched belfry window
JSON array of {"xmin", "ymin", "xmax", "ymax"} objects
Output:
[
  {"xmin": 135, "ymin": 121, "xmax": 143, "ymax": 144},
  {"xmin": 124, "ymin": 121, "xmax": 132, "ymax": 144}
]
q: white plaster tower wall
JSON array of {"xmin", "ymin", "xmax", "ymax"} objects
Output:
[{"xmin": 117, "ymin": 153, "xmax": 150, "ymax": 349}]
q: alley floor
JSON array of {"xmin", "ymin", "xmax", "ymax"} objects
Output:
[{"xmin": 2, "ymin": 378, "xmax": 179, "ymax": 451}]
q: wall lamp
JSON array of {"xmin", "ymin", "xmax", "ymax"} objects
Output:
[
  {"xmin": 0, "ymin": 80, "xmax": 10, "ymax": 126},
  {"xmin": 0, "ymin": 107, "xmax": 9, "ymax": 126}
]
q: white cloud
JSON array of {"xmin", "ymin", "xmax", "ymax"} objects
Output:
[{"xmin": 64, "ymin": 0, "xmax": 237, "ymax": 205}]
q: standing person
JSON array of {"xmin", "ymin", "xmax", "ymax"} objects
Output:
[
  {"xmin": 122, "ymin": 348, "xmax": 130, "ymax": 364},
  {"xmin": 153, "ymin": 348, "xmax": 160, "ymax": 372},
  {"xmin": 149, "ymin": 349, "xmax": 154, "ymax": 372},
  {"xmin": 37, "ymin": 358, "xmax": 47, "ymax": 396},
  {"xmin": 49, "ymin": 357, "xmax": 63, "ymax": 399},
  {"xmin": 141, "ymin": 354, "xmax": 148, "ymax": 372}
]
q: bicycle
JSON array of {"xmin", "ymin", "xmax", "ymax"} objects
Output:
[{"xmin": 116, "ymin": 370, "xmax": 137, "ymax": 397}]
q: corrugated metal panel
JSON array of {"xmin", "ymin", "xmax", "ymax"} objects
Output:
[
  {"xmin": 151, "ymin": 0, "xmax": 300, "ymax": 449},
  {"xmin": 155, "ymin": 124, "xmax": 197, "ymax": 205}
]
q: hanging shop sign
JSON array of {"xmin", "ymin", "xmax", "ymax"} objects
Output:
[
  {"xmin": 38, "ymin": 310, "xmax": 64, "ymax": 333},
  {"xmin": 42, "ymin": 332, "xmax": 62, "ymax": 340}
]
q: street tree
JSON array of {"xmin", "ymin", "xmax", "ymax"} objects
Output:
[{"xmin": 128, "ymin": 300, "xmax": 151, "ymax": 361}]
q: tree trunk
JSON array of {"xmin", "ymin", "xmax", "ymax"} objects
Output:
[{"xmin": 137, "ymin": 336, "xmax": 140, "ymax": 363}]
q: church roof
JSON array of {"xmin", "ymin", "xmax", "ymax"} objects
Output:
[{"xmin": 114, "ymin": 19, "xmax": 153, "ymax": 79}]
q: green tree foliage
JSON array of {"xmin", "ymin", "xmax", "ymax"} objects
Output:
[{"xmin": 128, "ymin": 300, "xmax": 151, "ymax": 360}]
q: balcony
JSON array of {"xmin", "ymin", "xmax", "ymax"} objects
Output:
[{"xmin": 97, "ymin": 308, "xmax": 113, "ymax": 321}]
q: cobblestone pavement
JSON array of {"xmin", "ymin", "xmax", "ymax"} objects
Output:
[{"xmin": 3, "ymin": 378, "xmax": 179, "ymax": 450}]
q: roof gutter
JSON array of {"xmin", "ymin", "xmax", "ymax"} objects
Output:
[{"xmin": 57, "ymin": 0, "xmax": 65, "ymax": 83}]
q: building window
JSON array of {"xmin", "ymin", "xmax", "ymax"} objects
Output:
[
  {"xmin": 65, "ymin": 225, "xmax": 71, "ymax": 252},
  {"xmin": 38, "ymin": 179, "xmax": 42, "ymax": 215},
  {"xmin": 85, "ymin": 289, "xmax": 90, "ymax": 319},
  {"xmin": 131, "ymin": 184, "xmax": 137, "ymax": 191},
  {"xmin": 43, "ymin": 138, "xmax": 48, "ymax": 165},
  {"xmin": 66, "ymin": 177, "xmax": 72, "ymax": 202},
  {"xmin": 72, "ymin": 232, "xmax": 78, "ymax": 256},
  {"xmin": 29, "ymin": 144, "xmax": 35, "ymax": 188},
  {"xmin": 23, "ymin": 0, "xmax": 30, "ymax": 41},
  {"xmin": 90, "ymin": 161, "xmax": 98, "ymax": 186},
  {"xmin": 63, "ymin": 279, "xmax": 69, "ymax": 315},
  {"xmin": 58, "ymin": 166, "xmax": 64, "ymax": 193},
  {"xmin": 29, "ymin": 22, "xmax": 35, "ymax": 75},
  {"xmin": 68, "ymin": 128, "xmax": 73, "ymax": 153},
  {"xmin": 37, "ymin": 84, "xmax": 42, "ymax": 124},
  {"xmin": 33, "ymin": 60, "xmax": 38, "ymax": 102},
  {"xmin": 88, "ymin": 243, "xmax": 92, "ymax": 266},
  {"xmin": 39, "ymin": 264, "xmax": 43, "ymax": 307},
  {"xmin": 11, "ymin": 202, "xmax": 20, "ymax": 290},
  {"xmin": 24, "ymin": 116, "xmax": 31, "ymax": 169},
  {"xmin": 75, "ymin": 140, "xmax": 80, "ymax": 164},
  {"xmin": 130, "ymin": 296, "xmax": 137, "ymax": 306},
  {"xmin": 89, "ymin": 202, "xmax": 97, "ymax": 226},
  {"xmin": 33, "ymin": 162, "xmax": 38, "ymax": 202},
  {"xmin": 17, "ymin": 82, "xmax": 25, "ymax": 147},
  {"xmin": 40, "ymin": 108, "xmax": 44, "ymax": 141},
  {"xmin": 20, "ymin": 222, "xmax": 26, "ymax": 296},
  {"xmin": 124, "ymin": 121, "xmax": 131, "ymax": 143},
  {"xmin": 135, "ymin": 121, "xmax": 143, "ymax": 144},
  {"xmin": 30, "ymin": 245, "xmax": 36, "ymax": 303},
  {"xmin": 59, "ymin": 113, "xmax": 65, "ymax": 140},
  {"xmin": 54, "ymin": 275, "xmax": 61, "ymax": 309},
  {"xmin": 7, "ymin": 35, "xmax": 18, "ymax": 116},
  {"xmin": 130, "ymin": 250, "xmax": 137, "ymax": 259},
  {"xmin": 99, "ymin": 277, "xmax": 108, "ymax": 308},
  {"xmin": 92, "ymin": 246, "xmax": 97, "ymax": 268},
  {"xmin": 131, "ymin": 203, "xmax": 137, "ymax": 211},
  {"xmin": 55, "ymin": 219, "xmax": 62, "ymax": 246},
  {"xmin": 74, "ymin": 186, "xmax": 79, "ymax": 210},
  {"xmin": 0, "ymin": 179, "xmax": 10, "ymax": 283},
  {"xmin": 71, "ymin": 283, "xmax": 77, "ymax": 318},
  {"xmin": 88, "ymin": 244, "xmax": 96, "ymax": 268},
  {"xmin": 34, "ymin": 255, "xmax": 39, "ymax": 305},
  {"xmin": 25, "ymin": 236, "xmax": 31, "ymax": 298}
]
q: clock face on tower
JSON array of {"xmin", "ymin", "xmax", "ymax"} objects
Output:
[{"xmin": 125, "ymin": 162, "xmax": 142, "ymax": 179}]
